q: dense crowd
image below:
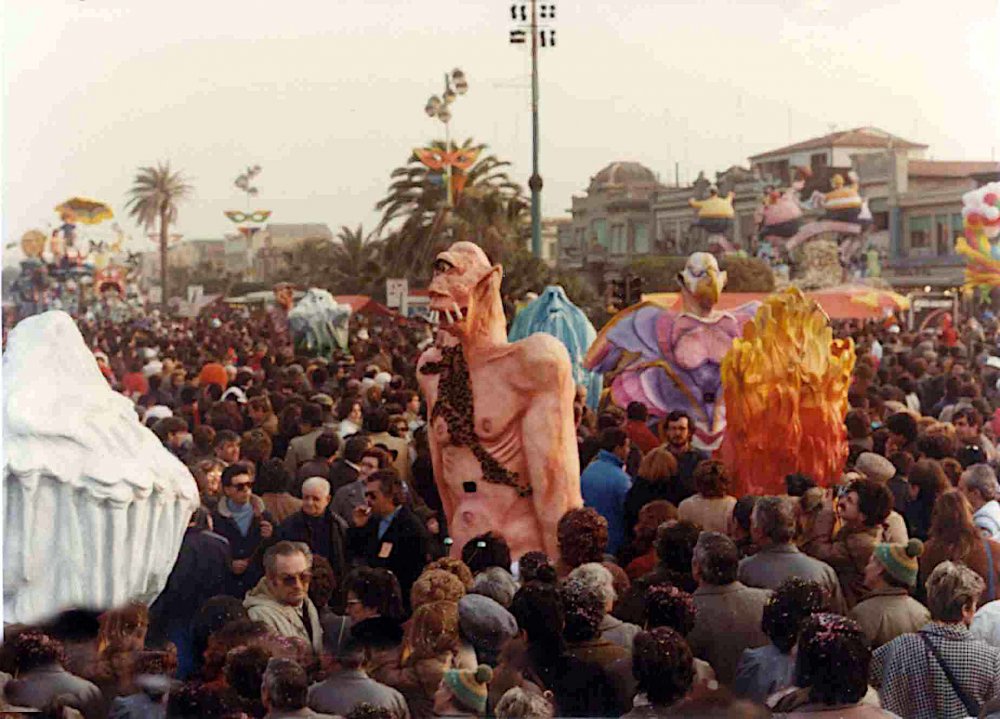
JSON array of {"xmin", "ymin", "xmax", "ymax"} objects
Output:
[{"xmin": 3, "ymin": 292, "xmax": 1000, "ymax": 719}]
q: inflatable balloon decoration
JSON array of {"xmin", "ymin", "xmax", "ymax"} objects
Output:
[
  {"xmin": 954, "ymin": 182, "xmax": 1000, "ymax": 292},
  {"xmin": 720, "ymin": 288, "xmax": 856, "ymax": 496},
  {"xmin": 508, "ymin": 286, "xmax": 603, "ymax": 410}
]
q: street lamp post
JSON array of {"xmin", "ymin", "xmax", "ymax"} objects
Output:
[
  {"xmin": 529, "ymin": 0, "xmax": 542, "ymax": 259},
  {"xmin": 424, "ymin": 69, "xmax": 468, "ymax": 209}
]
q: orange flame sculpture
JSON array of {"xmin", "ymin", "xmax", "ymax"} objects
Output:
[{"xmin": 720, "ymin": 287, "xmax": 856, "ymax": 496}]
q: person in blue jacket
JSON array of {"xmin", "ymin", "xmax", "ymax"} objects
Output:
[{"xmin": 580, "ymin": 427, "xmax": 633, "ymax": 557}]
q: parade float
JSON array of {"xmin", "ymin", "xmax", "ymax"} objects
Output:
[
  {"xmin": 586, "ymin": 252, "xmax": 859, "ymax": 489},
  {"xmin": 954, "ymin": 181, "xmax": 1000, "ymax": 296},
  {"xmin": 754, "ymin": 168, "xmax": 874, "ymax": 283},
  {"xmin": 288, "ymin": 288, "xmax": 353, "ymax": 356},
  {"xmin": 688, "ymin": 186, "xmax": 738, "ymax": 255},
  {"xmin": 417, "ymin": 242, "xmax": 582, "ymax": 561},
  {"xmin": 720, "ymin": 288, "xmax": 856, "ymax": 496},
  {"xmin": 9, "ymin": 198, "xmax": 144, "ymax": 324},
  {"xmin": 508, "ymin": 285, "xmax": 603, "ymax": 410},
  {"xmin": 3, "ymin": 311, "xmax": 199, "ymax": 624},
  {"xmin": 584, "ymin": 252, "xmax": 760, "ymax": 451}
]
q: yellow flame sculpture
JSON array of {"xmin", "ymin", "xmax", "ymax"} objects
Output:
[{"xmin": 720, "ymin": 287, "xmax": 856, "ymax": 496}]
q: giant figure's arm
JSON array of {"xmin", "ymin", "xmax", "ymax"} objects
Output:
[{"xmin": 521, "ymin": 335, "xmax": 582, "ymax": 559}]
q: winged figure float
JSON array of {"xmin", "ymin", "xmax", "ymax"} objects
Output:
[{"xmin": 584, "ymin": 252, "xmax": 760, "ymax": 451}]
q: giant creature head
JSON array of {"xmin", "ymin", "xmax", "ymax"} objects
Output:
[
  {"xmin": 678, "ymin": 252, "xmax": 727, "ymax": 314},
  {"xmin": 428, "ymin": 242, "xmax": 505, "ymax": 343}
]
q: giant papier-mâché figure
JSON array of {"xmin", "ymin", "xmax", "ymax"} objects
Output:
[
  {"xmin": 416, "ymin": 242, "xmax": 582, "ymax": 561},
  {"xmin": 584, "ymin": 252, "xmax": 760, "ymax": 452},
  {"xmin": 288, "ymin": 288, "xmax": 352, "ymax": 356},
  {"xmin": 508, "ymin": 285, "xmax": 603, "ymax": 411},
  {"xmin": 4, "ymin": 311, "xmax": 199, "ymax": 624}
]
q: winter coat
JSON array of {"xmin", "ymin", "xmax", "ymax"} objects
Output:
[
  {"xmin": 580, "ymin": 450, "xmax": 632, "ymax": 556},
  {"xmin": 278, "ymin": 509, "xmax": 347, "ymax": 586},
  {"xmin": 346, "ymin": 505, "xmax": 429, "ymax": 608},
  {"xmin": 243, "ymin": 577, "xmax": 323, "ymax": 655},
  {"xmin": 212, "ymin": 494, "xmax": 277, "ymax": 598},
  {"xmin": 149, "ymin": 527, "xmax": 231, "ymax": 639},
  {"xmin": 261, "ymin": 492, "xmax": 303, "ymax": 525},
  {"xmin": 803, "ymin": 523, "xmax": 880, "ymax": 608},
  {"xmin": 848, "ymin": 588, "xmax": 930, "ymax": 649}
]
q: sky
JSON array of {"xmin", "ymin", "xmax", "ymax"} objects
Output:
[{"xmin": 3, "ymin": 0, "xmax": 999, "ymax": 264}]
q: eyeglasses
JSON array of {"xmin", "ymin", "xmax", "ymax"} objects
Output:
[
  {"xmin": 278, "ymin": 571, "xmax": 312, "ymax": 587},
  {"xmin": 231, "ymin": 482, "xmax": 254, "ymax": 491}
]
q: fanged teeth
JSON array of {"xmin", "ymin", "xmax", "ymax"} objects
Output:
[
  {"xmin": 452, "ymin": 303, "xmax": 464, "ymax": 322},
  {"xmin": 443, "ymin": 309, "xmax": 454, "ymax": 324},
  {"xmin": 430, "ymin": 310, "xmax": 439, "ymax": 325}
]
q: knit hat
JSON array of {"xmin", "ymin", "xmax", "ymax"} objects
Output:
[
  {"xmin": 872, "ymin": 539, "xmax": 923, "ymax": 587},
  {"xmin": 855, "ymin": 452, "xmax": 895, "ymax": 484},
  {"xmin": 443, "ymin": 664, "xmax": 493, "ymax": 714}
]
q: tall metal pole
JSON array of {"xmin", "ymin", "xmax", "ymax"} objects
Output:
[
  {"xmin": 529, "ymin": 0, "xmax": 542, "ymax": 258},
  {"xmin": 444, "ymin": 73, "xmax": 454, "ymax": 210}
]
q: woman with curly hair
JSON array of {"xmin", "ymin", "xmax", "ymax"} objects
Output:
[
  {"xmin": 734, "ymin": 578, "xmax": 828, "ymax": 703},
  {"xmin": 3, "ymin": 630, "xmax": 103, "ymax": 718},
  {"xmin": 621, "ymin": 627, "xmax": 695, "ymax": 718},
  {"xmin": 770, "ymin": 613, "xmax": 894, "ymax": 717},
  {"xmin": 677, "ymin": 460, "xmax": 737, "ymax": 534},
  {"xmin": 556, "ymin": 507, "xmax": 609, "ymax": 576},
  {"xmin": 379, "ymin": 600, "xmax": 461, "ymax": 719}
]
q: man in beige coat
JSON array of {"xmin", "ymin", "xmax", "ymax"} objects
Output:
[
  {"xmin": 849, "ymin": 539, "xmax": 930, "ymax": 649},
  {"xmin": 245, "ymin": 541, "xmax": 324, "ymax": 655}
]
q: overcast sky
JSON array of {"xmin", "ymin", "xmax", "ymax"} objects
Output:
[{"xmin": 3, "ymin": 0, "xmax": 999, "ymax": 262}]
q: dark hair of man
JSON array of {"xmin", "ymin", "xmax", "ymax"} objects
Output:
[
  {"xmin": 510, "ymin": 581, "xmax": 565, "ymax": 653},
  {"xmin": 845, "ymin": 410, "xmax": 871, "ymax": 440},
  {"xmin": 598, "ymin": 427, "xmax": 629, "ymax": 453},
  {"xmin": 345, "ymin": 567, "xmax": 404, "ymax": 620},
  {"xmin": 847, "ymin": 479, "xmax": 893, "ymax": 527},
  {"xmin": 154, "ymin": 416, "xmax": 188, "ymax": 442},
  {"xmin": 626, "ymin": 401, "xmax": 649, "ymax": 421},
  {"xmin": 300, "ymin": 402, "xmax": 323, "ymax": 429},
  {"xmin": 655, "ymin": 520, "xmax": 701, "ymax": 575},
  {"xmin": 365, "ymin": 408, "xmax": 391, "ymax": 433},
  {"xmin": 221, "ymin": 463, "xmax": 251, "ymax": 488},
  {"xmin": 193, "ymin": 425, "xmax": 216, "ymax": 453},
  {"xmin": 314, "ymin": 432, "xmax": 340, "ymax": 460},
  {"xmin": 361, "ymin": 447, "xmax": 391, "ymax": 469},
  {"xmin": 785, "ymin": 473, "xmax": 817, "ymax": 497},
  {"xmin": 255, "ymin": 459, "xmax": 291, "ymax": 494},
  {"xmin": 190, "ymin": 506, "xmax": 212, "ymax": 531},
  {"xmin": 884, "ymin": 412, "xmax": 918, "ymax": 443},
  {"xmin": 762, "ymin": 578, "xmax": 829, "ymax": 653},
  {"xmin": 461, "ymin": 532, "xmax": 511, "ymax": 574},
  {"xmin": 794, "ymin": 614, "xmax": 871, "ymax": 706},
  {"xmin": 733, "ymin": 495, "xmax": 758, "ymax": 533},
  {"xmin": 344, "ymin": 436, "xmax": 371, "ymax": 464},
  {"xmin": 953, "ymin": 407, "xmax": 982, "ymax": 429},
  {"xmin": 632, "ymin": 627, "xmax": 694, "ymax": 707},
  {"xmin": 367, "ymin": 468, "xmax": 404, "ymax": 506},
  {"xmin": 224, "ymin": 644, "xmax": 273, "ymax": 703},
  {"xmin": 665, "ymin": 410, "xmax": 690, "ymax": 427}
]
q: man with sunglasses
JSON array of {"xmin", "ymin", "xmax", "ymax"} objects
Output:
[
  {"xmin": 212, "ymin": 462, "xmax": 277, "ymax": 598},
  {"xmin": 245, "ymin": 542, "xmax": 324, "ymax": 656}
]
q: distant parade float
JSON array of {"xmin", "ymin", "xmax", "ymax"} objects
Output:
[
  {"xmin": 10, "ymin": 198, "xmax": 144, "ymax": 324},
  {"xmin": 954, "ymin": 181, "xmax": 1000, "ymax": 294},
  {"xmin": 508, "ymin": 285, "xmax": 603, "ymax": 410}
]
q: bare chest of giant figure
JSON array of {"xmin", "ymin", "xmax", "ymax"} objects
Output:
[{"xmin": 420, "ymin": 345, "xmax": 543, "ymax": 558}]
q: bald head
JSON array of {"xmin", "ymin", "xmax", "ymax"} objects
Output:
[{"xmin": 428, "ymin": 241, "xmax": 505, "ymax": 341}]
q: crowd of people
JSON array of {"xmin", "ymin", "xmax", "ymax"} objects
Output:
[{"xmin": 3, "ymin": 290, "xmax": 1000, "ymax": 719}]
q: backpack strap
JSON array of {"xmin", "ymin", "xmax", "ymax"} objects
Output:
[{"xmin": 983, "ymin": 538, "xmax": 997, "ymax": 602}]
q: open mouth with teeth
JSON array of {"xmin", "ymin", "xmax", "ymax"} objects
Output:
[{"xmin": 429, "ymin": 305, "xmax": 468, "ymax": 327}]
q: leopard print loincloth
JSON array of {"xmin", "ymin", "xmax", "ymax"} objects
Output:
[{"xmin": 420, "ymin": 344, "xmax": 531, "ymax": 497}]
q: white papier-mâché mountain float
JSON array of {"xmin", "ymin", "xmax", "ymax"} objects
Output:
[{"xmin": 3, "ymin": 311, "xmax": 199, "ymax": 625}]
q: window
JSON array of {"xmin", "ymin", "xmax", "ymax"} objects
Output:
[
  {"xmin": 611, "ymin": 224, "xmax": 625, "ymax": 254},
  {"xmin": 592, "ymin": 218, "xmax": 608, "ymax": 248},
  {"xmin": 934, "ymin": 213, "xmax": 955, "ymax": 256},
  {"xmin": 810, "ymin": 153, "xmax": 828, "ymax": 173},
  {"xmin": 634, "ymin": 223, "xmax": 650, "ymax": 254},
  {"xmin": 574, "ymin": 228, "xmax": 585, "ymax": 250},
  {"xmin": 908, "ymin": 215, "xmax": 931, "ymax": 250}
]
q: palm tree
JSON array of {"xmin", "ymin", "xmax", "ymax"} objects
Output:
[
  {"xmin": 125, "ymin": 163, "xmax": 192, "ymax": 307},
  {"xmin": 375, "ymin": 138, "xmax": 526, "ymax": 283},
  {"xmin": 330, "ymin": 224, "xmax": 384, "ymax": 295}
]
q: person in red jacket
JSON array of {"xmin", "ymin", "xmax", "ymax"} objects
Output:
[{"xmin": 624, "ymin": 401, "xmax": 660, "ymax": 455}]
